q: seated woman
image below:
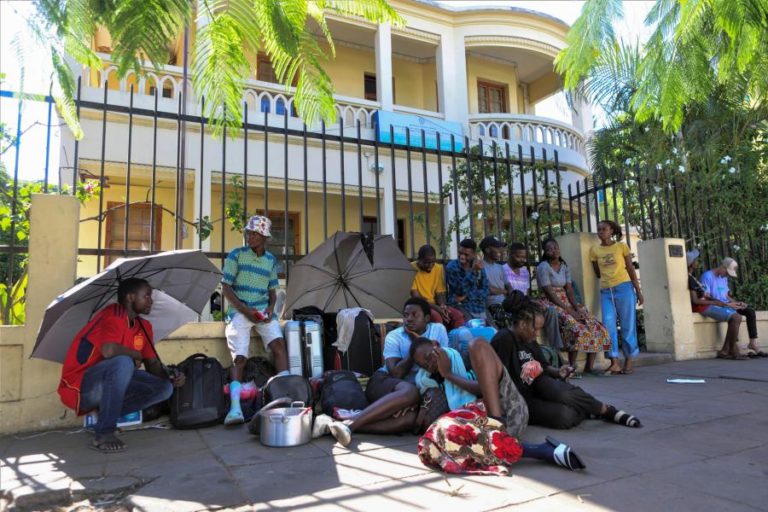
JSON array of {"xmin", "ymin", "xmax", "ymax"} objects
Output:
[
  {"xmin": 410, "ymin": 337, "xmax": 585, "ymax": 474},
  {"xmin": 537, "ymin": 238, "xmax": 611, "ymax": 375},
  {"xmin": 687, "ymin": 249, "xmax": 745, "ymax": 359},
  {"xmin": 492, "ymin": 292, "xmax": 642, "ymax": 430}
]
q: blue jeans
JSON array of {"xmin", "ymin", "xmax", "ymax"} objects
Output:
[
  {"xmin": 80, "ymin": 355, "xmax": 173, "ymax": 435},
  {"xmin": 600, "ymin": 281, "xmax": 639, "ymax": 359}
]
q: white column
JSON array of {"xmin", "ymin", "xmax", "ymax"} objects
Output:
[
  {"xmin": 375, "ymin": 23, "xmax": 394, "ymax": 111},
  {"xmin": 436, "ymin": 31, "xmax": 468, "ymax": 126},
  {"xmin": 570, "ymin": 95, "xmax": 593, "ymax": 166},
  {"xmin": 381, "ymin": 156, "xmax": 396, "ymax": 239},
  {"xmin": 571, "ymin": 95, "xmax": 593, "ymax": 135},
  {"xmin": 193, "ymin": 7, "xmax": 211, "ymax": 253}
]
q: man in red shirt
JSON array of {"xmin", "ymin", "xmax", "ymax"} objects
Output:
[{"xmin": 58, "ymin": 278, "xmax": 184, "ymax": 452}]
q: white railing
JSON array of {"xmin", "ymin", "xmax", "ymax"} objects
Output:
[
  {"xmin": 468, "ymin": 114, "xmax": 586, "ymax": 157},
  {"xmin": 87, "ymin": 57, "xmax": 380, "ymax": 129}
]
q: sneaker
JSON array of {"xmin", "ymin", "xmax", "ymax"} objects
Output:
[
  {"xmin": 312, "ymin": 414, "xmax": 333, "ymax": 438},
  {"xmin": 329, "ymin": 421, "xmax": 352, "ymax": 447},
  {"xmin": 224, "ymin": 409, "xmax": 245, "ymax": 426}
]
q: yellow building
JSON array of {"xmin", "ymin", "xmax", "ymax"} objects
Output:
[{"xmin": 63, "ymin": 0, "xmax": 592, "ymax": 277}]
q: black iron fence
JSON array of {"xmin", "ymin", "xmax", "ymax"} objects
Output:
[{"xmin": 2, "ymin": 80, "xmax": 767, "ymax": 324}]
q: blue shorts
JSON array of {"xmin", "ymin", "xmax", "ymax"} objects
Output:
[{"xmin": 701, "ymin": 305, "xmax": 737, "ymax": 322}]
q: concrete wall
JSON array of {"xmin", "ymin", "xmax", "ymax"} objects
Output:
[
  {"xmin": 555, "ymin": 232, "xmax": 602, "ymax": 316},
  {"xmin": 693, "ymin": 312, "xmax": 768, "ymax": 358},
  {"xmin": 637, "ymin": 238, "xmax": 695, "ymax": 358},
  {"xmin": 556, "ymin": 234, "xmax": 767, "ymax": 361},
  {"xmin": 0, "ymin": 195, "xmax": 275, "ymax": 434},
  {"xmin": 1, "ymin": 195, "xmax": 83, "ymax": 434}
]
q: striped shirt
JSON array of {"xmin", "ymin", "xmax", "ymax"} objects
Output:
[{"xmin": 222, "ymin": 246, "xmax": 279, "ymax": 319}]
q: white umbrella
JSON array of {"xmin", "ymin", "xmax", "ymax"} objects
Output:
[{"xmin": 32, "ymin": 250, "xmax": 222, "ymax": 363}]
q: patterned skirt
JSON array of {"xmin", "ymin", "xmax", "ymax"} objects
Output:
[
  {"xmin": 540, "ymin": 288, "xmax": 611, "ymax": 353},
  {"xmin": 417, "ymin": 401, "xmax": 524, "ymax": 476}
]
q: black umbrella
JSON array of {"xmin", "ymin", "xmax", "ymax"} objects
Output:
[{"xmin": 284, "ymin": 232, "xmax": 415, "ymax": 318}]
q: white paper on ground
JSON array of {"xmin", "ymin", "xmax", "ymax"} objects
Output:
[{"xmin": 666, "ymin": 378, "xmax": 706, "ymax": 384}]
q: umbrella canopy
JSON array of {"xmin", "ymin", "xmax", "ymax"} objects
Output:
[
  {"xmin": 284, "ymin": 232, "xmax": 415, "ymax": 318},
  {"xmin": 32, "ymin": 250, "xmax": 222, "ymax": 363}
]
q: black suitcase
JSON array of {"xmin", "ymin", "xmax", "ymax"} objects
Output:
[
  {"xmin": 170, "ymin": 353, "xmax": 227, "ymax": 429},
  {"xmin": 337, "ymin": 311, "xmax": 382, "ymax": 376}
]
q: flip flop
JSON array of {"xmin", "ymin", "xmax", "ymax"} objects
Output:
[
  {"xmin": 608, "ymin": 370, "xmax": 623, "ymax": 375},
  {"xmin": 545, "ymin": 436, "xmax": 586, "ymax": 471},
  {"xmin": 621, "ymin": 369, "xmax": 634, "ymax": 375},
  {"xmin": 89, "ymin": 435, "xmax": 126, "ymax": 453},
  {"xmin": 716, "ymin": 352, "xmax": 735, "ymax": 360},
  {"xmin": 733, "ymin": 354, "xmax": 750, "ymax": 360},
  {"xmin": 746, "ymin": 351, "xmax": 759, "ymax": 358}
]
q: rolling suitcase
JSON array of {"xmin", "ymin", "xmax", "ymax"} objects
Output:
[{"xmin": 284, "ymin": 320, "xmax": 324, "ymax": 378}]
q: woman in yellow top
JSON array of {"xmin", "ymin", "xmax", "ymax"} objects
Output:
[{"xmin": 589, "ymin": 221, "xmax": 644, "ymax": 375}]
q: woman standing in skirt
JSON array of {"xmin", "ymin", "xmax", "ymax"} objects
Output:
[
  {"xmin": 590, "ymin": 220, "xmax": 644, "ymax": 375},
  {"xmin": 537, "ymin": 238, "xmax": 611, "ymax": 375}
]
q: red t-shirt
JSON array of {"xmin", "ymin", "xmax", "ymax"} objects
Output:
[{"xmin": 58, "ymin": 303, "xmax": 156, "ymax": 413}]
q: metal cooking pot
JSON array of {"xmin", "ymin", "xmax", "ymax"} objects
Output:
[{"xmin": 257, "ymin": 399, "xmax": 313, "ymax": 447}]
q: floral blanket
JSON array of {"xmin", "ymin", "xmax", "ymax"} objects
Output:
[{"xmin": 417, "ymin": 401, "xmax": 523, "ymax": 475}]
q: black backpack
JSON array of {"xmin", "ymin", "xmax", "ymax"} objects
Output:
[
  {"xmin": 249, "ymin": 374, "xmax": 314, "ymax": 435},
  {"xmin": 242, "ymin": 356, "xmax": 276, "ymax": 387},
  {"xmin": 263, "ymin": 374, "xmax": 313, "ymax": 406},
  {"xmin": 170, "ymin": 353, "xmax": 227, "ymax": 429},
  {"xmin": 337, "ymin": 311, "xmax": 382, "ymax": 376},
  {"xmin": 320, "ymin": 371, "xmax": 369, "ymax": 416}
]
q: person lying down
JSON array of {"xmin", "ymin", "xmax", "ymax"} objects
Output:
[{"xmin": 410, "ymin": 337, "xmax": 585, "ymax": 474}]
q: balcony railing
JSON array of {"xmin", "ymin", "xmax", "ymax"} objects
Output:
[
  {"xmin": 468, "ymin": 114, "xmax": 586, "ymax": 159},
  {"xmin": 87, "ymin": 56, "xmax": 380, "ymax": 129}
]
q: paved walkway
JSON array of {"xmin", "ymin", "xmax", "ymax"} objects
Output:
[{"xmin": 2, "ymin": 358, "xmax": 768, "ymax": 511}]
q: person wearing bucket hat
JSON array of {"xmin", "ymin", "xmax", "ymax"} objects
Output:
[
  {"xmin": 221, "ymin": 215, "xmax": 290, "ymax": 425},
  {"xmin": 687, "ymin": 250, "xmax": 746, "ymax": 359},
  {"xmin": 700, "ymin": 257, "xmax": 765, "ymax": 358}
]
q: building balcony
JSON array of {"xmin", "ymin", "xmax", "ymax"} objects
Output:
[
  {"xmin": 468, "ymin": 113, "xmax": 587, "ymax": 172},
  {"xmin": 85, "ymin": 56, "xmax": 382, "ymax": 130}
]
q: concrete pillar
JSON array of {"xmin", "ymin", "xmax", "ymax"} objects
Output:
[
  {"xmin": 436, "ymin": 32, "xmax": 468, "ymax": 125},
  {"xmin": 555, "ymin": 232, "xmax": 601, "ymax": 315},
  {"xmin": 637, "ymin": 238, "xmax": 696, "ymax": 359},
  {"xmin": 375, "ymin": 23, "xmax": 393, "ymax": 111},
  {"xmin": 0, "ymin": 194, "xmax": 81, "ymax": 433}
]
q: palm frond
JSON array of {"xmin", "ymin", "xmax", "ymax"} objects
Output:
[
  {"xmin": 51, "ymin": 49, "xmax": 83, "ymax": 140},
  {"xmin": 105, "ymin": 0, "xmax": 190, "ymax": 76},
  {"xmin": 554, "ymin": 0, "xmax": 624, "ymax": 90},
  {"xmin": 192, "ymin": 5, "xmax": 253, "ymax": 136},
  {"xmin": 322, "ymin": 0, "xmax": 404, "ymax": 26}
]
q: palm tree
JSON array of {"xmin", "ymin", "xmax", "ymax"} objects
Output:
[
  {"xmin": 30, "ymin": 0, "xmax": 403, "ymax": 138},
  {"xmin": 555, "ymin": 0, "xmax": 768, "ymax": 133}
]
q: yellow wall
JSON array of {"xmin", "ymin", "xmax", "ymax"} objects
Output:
[
  {"xmin": 77, "ymin": 170, "xmax": 196, "ymax": 277},
  {"xmin": 466, "ymin": 55, "xmax": 519, "ymax": 114},
  {"xmin": 392, "ymin": 57, "xmax": 436, "ymax": 110},
  {"xmin": 0, "ymin": 195, "xmax": 82, "ymax": 434},
  {"xmin": 528, "ymin": 71, "xmax": 561, "ymax": 104},
  {"xmin": 319, "ymin": 43, "xmax": 377, "ymax": 99}
]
